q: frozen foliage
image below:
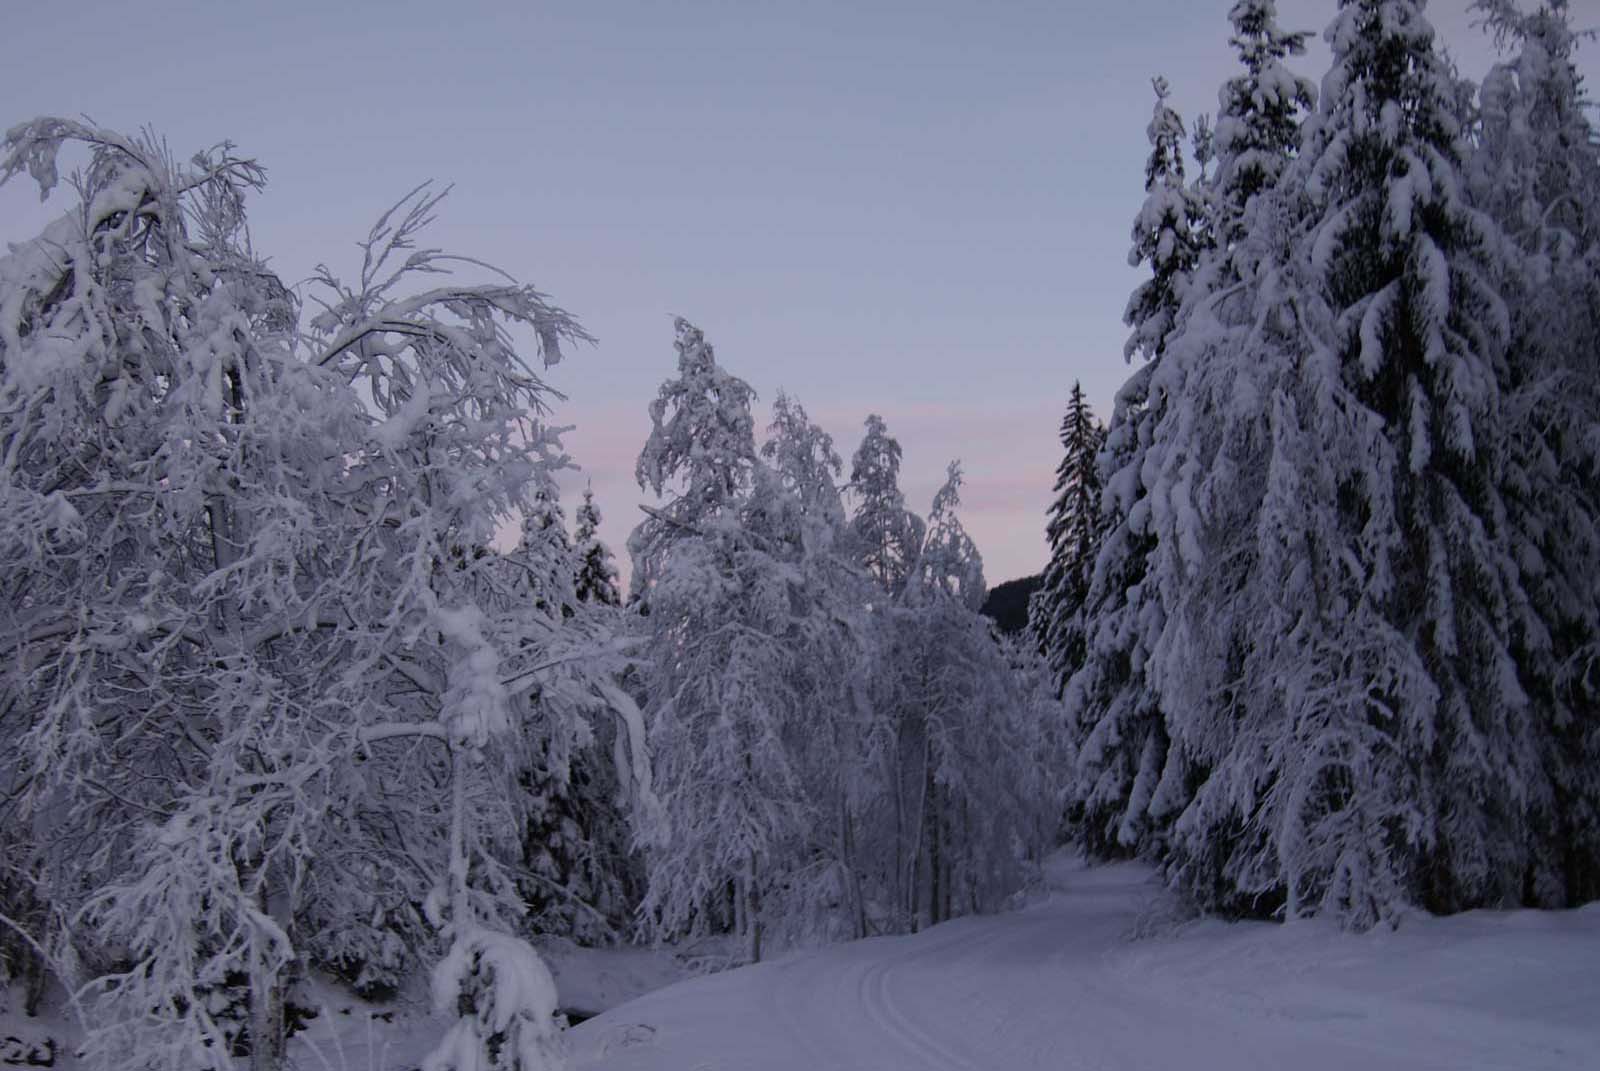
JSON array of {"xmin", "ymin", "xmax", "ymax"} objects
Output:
[
  {"xmin": 505, "ymin": 490, "xmax": 639, "ymax": 949},
  {"xmin": 424, "ymin": 925, "xmax": 561, "ymax": 1071},
  {"xmin": 628, "ymin": 329, "xmax": 1058, "ymax": 960},
  {"xmin": 1053, "ymin": 0, "xmax": 1600, "ymax": 928},
  {"xmin": 1198, "ymin": 0, "xmax": 1540, "ymax": 924},
  {"xmin": 847, "ymin": 414, "xmax": 925, "ymax": 598},
  {"xmin": 1065, "ymin": 80, "xmax": 1214, "ymax": 860},
  {"xmin": 1213, "ymin": 1, "xmax": 1318, "ymax": 256},
  {"xmin": 511, "ymin": 491, "xmax": 577, "ymax": 620},
  {"xmin": 630, "ymin": 335, "xmax": 874, "ymax": 962},
  {"xmin": 626, "ymin": 318, "xmax": 757, "ymax": 596},
  {"xmin": 0, "ymin": 119, "xmax": 642, "ymax": 1071},
  {"xmin": 848, "ymin": 421, "xmax": 1060, "ymax": 934},
  {"xmin": 1467, "ymin": 0, "xmax": 1600, "ymax": 905},
  {"xmin": 1125, "ymin": 77, "xmax": 1211, "ymax": 362}
]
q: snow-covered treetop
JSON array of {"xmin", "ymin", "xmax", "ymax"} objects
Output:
[
  {"xmin": 762, "ymin": 391, "xmax": 845, "ymax": 528},
  {"xmin": 1300, "ymin": 0, "xmax": 1487, "ymax": 314},
  {"xmin": 1316, "ymin": 0, "xmax": 1463, "ymax": 173},
  {"xmin": 1145, "ymin": 77, "xmax": 1189, "ymax": 191},
  {"xmin": 573, "ymin": 485, "xmax": 622, "ymax": 607},
  {"xmin": 915, "ymin": 461, "xmax": 986, "ymax": 610},
  {"xmin": 1045, "ymin": 381, "xmax": 1105, "ymax": 571},
  {"xmin": 1214, "ymin": 0, "xmax": 1316, "ymax": 243},
  {"xmin": 1473, "ymin": 0, "xmax": 1600, "ymax": 259},
  {"xmin": 510, "ymin": 487, "xmax": 576, "ymax": 618},
  {"xmin": 575, "ymin": 484, "xmax": 604, "ymax": 542},
  {"xmin": 848, "ymin": 413, "xmax": 925, "ymax": 596},
  {"xmin": 629, "ymin": 318, "xmax": 758, "ymax": 591},
  {"xmin": 635, "ymin": 318, "xmax": 757, "ymax": 507},
  {"xmin": 1125, "ymin": 78, "xmax": 1209, "ymax": 361}
]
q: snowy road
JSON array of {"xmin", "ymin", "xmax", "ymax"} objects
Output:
[{"xmin": 568, "ymin": 856, "xmax": 1600, "ymax": 1071}]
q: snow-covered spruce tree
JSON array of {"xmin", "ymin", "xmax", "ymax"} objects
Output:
[
  {"xmin": 1145, "ymin": 0, "xmax": 1546, "ymax": 926},
  {"xmin": 1270, "ymin": 0, "xmax": 1540, "ymax": 923},
  {"xmin": 1105, "ymin": 1, "xmax": 1318, "ymax": 913},
  {"xmin": 494, "ymin": 489, "xmax": 636, "ymax": 948},
  {"xmin": 0, "ymin": 120, "xmax": 620, "ymax": 1070},
  {"xmin": 1469, "ymin": 0, "xmax": 1600, "ymax": 904},
  {"xmin": 847, "ymin": 413, "xmax": 926, "ymax": 599},
  {"xmin": 1473, "ymin": 0, "xmax": 1600, "ymax": 259},
  {"xmin": 572, "ymin": 486, "xmax": 622, "ymax": 607},
  {"xmin": 1065, "ymin": 77, "xmax": 1209, "ymax": 858},
  {"xmin": 513, "ymin": 689, "xmax": 641, "ymax": 949},
  {"xmin": 510, "ymin": 489, "xmax": 577, "ymax": 620},
  {"xmin": 1029, "ymin": 381, "xmax": 1105, "ymax": 697}
]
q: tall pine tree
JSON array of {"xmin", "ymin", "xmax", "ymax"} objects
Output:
[
  {"xmin": 1471, "ymin": 0, "xmax": 1600, "ymax": 905},
  {"xmin": 1066, "ymin": 77, "xmax": 1208, "ymax": 857},
  {"xmin": 1144, "ymin": 0, "xmax": 1540, "ymax": 925},
  {"xmin": 1126, "ymin": 0, "xmax": 1318, "ymax": 913},
  {"xmin": 1030, "ymin": 381, "xmax": 1105, "ymax": 698},
  {"xmin": 1267, "ymin": 0, "xmax": 1533, "ymax": 922}
]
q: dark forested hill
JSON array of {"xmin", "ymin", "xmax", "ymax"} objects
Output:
[{"xmin": 980, "ymin": 573, "xmax": 1042, "ymax": 636}]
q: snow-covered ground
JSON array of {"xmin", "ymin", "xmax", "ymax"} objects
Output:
[
  {"xmin": 569, "ymin": 854, "xmax": 1600, "ymax": 1071},
  {"xmin": 1, "ymin": 941, "xmax": 686, "ymax": 1071},
  {"xmin": 278, "ymin": 941, "xmax": 686, "ymax": 1071},
  {"xmin": 6, "ymin": 854, "xmax": 1595, "ymax": 1070}
]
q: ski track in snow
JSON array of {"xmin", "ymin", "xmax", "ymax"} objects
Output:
[{"xmin": 568, "ymin": 857, "xmax": 1600, "ymax": 1071}]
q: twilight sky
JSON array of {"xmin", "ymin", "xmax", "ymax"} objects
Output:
[{"xmin": 3, "ymin": 0, "xmax": 1595, "ymax": 584}]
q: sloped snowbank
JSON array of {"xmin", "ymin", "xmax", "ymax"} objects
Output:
[
  {"xmin": 568, "ymin": 855, "xmax": 1600, "ymax": 1070},
  {"xmin": 1, "ymin": 939, "xmax": 686, "ymax": 1071},
  {"xmin": 8, "ymin": 859, "xmax": 1594, "ymax": 1070}
]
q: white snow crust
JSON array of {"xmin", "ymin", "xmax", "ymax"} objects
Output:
[{"xmin": 566, "ymin": 853, "xmax": 1600, "ymax": 1071}]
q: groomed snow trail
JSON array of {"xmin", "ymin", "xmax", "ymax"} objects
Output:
[{"xmin": 568, "ymin": 856, "xmax": 1600, "ymax": 1071}]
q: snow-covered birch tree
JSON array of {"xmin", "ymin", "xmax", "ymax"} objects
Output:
[
  {"xmin": 629, "ymin": 321, "xmax": 811, "ymax": 964},
  {"xmin": 847, "ymin": 414, "xmax": 926, "ymax": 600},
  {"xmin": 0, "ymin": 118, "xmax": 624, "ymax": 1070}
]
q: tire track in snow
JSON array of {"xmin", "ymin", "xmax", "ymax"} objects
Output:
[{"xmin": 854, "ymin": 924, "xmax": 992, "ymax": 1071}]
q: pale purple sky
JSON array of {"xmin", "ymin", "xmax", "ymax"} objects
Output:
[{"xmin": 3, "ymin": 1, "xmax": 1594, "ymax": 583}]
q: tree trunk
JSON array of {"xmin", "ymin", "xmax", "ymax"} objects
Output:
[
  {"xmin": 746, "ymin": 853, "xmax": 762, "ymax": 964},
  {"xmin": 840, "ymin": 793, "xmax": 867, "ymax": 939},
  {"xmin": 928, "ymin": 779, "xmax": 942, "ymax": 927},
  {"xmin": 248, "ymin": 942, "xmax": 285, "ymax": 1071},
  {"xmin": 905, "ymin": 731, "xmax": 931, "ymax": 931},
  {"xmin": 22, "ymin": 947, "xmax": 44, "ymax": 1019},
  {"xmin": 890, "ymin": 746, "xmax": 905, "ymax": 929}
]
